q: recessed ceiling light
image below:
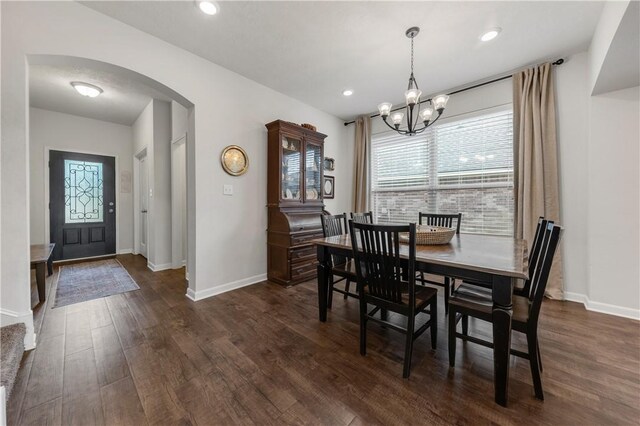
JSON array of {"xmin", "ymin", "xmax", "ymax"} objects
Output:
[
  {"xmin": 480, "ymin": 28, "xmax": 501, "ymax": 42},
  {"xmin": 70, "ymin": 82, "xmax": 103, "ymax": 98},
  {"xmin": 198, "ymin": 1, "xmax": 218, "ymax": 15},
  {"xmin": 342, "ymin": 89, "xmax": 354, "ymax": 97}
]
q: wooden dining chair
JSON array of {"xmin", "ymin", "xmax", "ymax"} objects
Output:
[
  {"xmin": 320, "ymin": 213, "xmax": 358, "ymax": 307},
  {"xmin": 448, "ymin": 222, "xmax": 562, "ymax": 400},
  {"xmin": 350, "ymin": 211, "xmax": 373, "ymax": 224},
  {"xmin": 418, "ymin": 212, "xmax": 462, "ymax": 233},
  {"xmin": 349, "ymin": 220, "xmax": 438, "ymax": 378},
  {"xmin": 462, "ymin": 217, "xmax": 548, "ymax": 298},
  {"xmin": 417, "ymin": 212, "xmax": 462, "ymax": 314}
]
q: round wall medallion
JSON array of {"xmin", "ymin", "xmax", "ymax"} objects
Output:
[{"xmin": 221, "ymin": 145, "xmax": 249, "ymax": 176}]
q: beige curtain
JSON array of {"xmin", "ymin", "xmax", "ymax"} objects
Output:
[
  {"xmin": 353, "ymin": 115, "xmax": 372, "ymax": 212},
  {"xmin": 513, "ymin": 62, "xmax": 563, "ymax": 299}
]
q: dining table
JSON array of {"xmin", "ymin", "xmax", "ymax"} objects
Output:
[{"xmin": 314, "ymin": 232, "xmax": 529, "ymax": 407}]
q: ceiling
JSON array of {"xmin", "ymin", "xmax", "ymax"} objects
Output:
[
  {"xmin": 80, "ymin": 1, "xmax": 604, "ymax": 120},
  {"xmin": 30, "ymin": 63, "xmax": 172, "ymax": 125}
]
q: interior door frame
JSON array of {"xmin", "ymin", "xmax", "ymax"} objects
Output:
[
  {"xmin": 43, "ymin": 146, "xmax": 120, "ymax": 255},
  {"xmin": 133, "ymin": 147, "xmax": 149, "ymax": 256},
  {"xmin": 171, "ymin": 133, "xmax": 187, "ymax": 269}
]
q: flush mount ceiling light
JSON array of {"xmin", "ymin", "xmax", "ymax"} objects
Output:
[
  {"xmin": 342, "ymin": 89, "xmax": 354, "ymax": 97},
  {"xmin": 377, "ymin": 27, "xmax": 449, "ymax": 136},
  {"xmin": 70, "ymin": 82, "xmax": 103, "ymax": 98},
  {"xmin": 198, "ymin": 1, "xmax": 218, "ymax": 15},
  {"xmin": 480, "ymin": 28, "xmax": 501, "ymax": 42}
]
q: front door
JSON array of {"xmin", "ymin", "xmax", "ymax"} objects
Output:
[{"xmin": 50, "ymin": 150, "xmax": 116, "ymax": 261}]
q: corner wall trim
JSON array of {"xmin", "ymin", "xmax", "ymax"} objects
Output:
[
  {"xmin": 147, "ymin": 262, "xmax": 173, "ymax": 272},
  {"xmin": 564, "ymin": 292, "xmax": 640, "ymax": 320},
  {"xmin": 185, "ymin": 273, "xmax": 267, "ymax": 302}
]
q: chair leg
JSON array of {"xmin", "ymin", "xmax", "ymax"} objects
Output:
[
  {"xmin": 344, "ymin": 279, "xmax": 350, "ymax": 299},
  {"xmin": 328, "ymin": 280, "xmax": 334, "ymax": 309},
  {"xmin": 461, "ymin": 315, "xmax": 468, "ymax": 336},
  {"xmin": 527, "ymin": 331, "xmax": 544, "ymax": 400},
  {"xmin": 444, "ymin": 277, "xmax": 450, "ymax": 315},
  {"xmin": 448, "ymin": 307, "xmax": 457, "ymax": 367},
  {"xmin": 430, "ymin": 299, "xmax": 437, "ymax": 350},
  {"xmin": 537, "ymin": 341, "xmax": 543, "ymax": 372},
  {"xmin": 403, "ymin": 314, "xmax": 415, "ymax": 378},
  {"xmin": 360, "ymin": 301, "xmax": 367, "ymax": 356}
]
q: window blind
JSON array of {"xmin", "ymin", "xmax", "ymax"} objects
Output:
[{"xmin": 371, "ymin": 109, "xmax": 514, "ymax": 236}]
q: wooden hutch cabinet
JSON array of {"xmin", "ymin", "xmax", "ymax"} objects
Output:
[{"xmin": 266, "ymin": 120, "xmax": 325, "ymax": 286}]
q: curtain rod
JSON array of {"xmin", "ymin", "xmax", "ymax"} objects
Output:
[{"xmin": 343, "ymin": 58, "xmax": 564, "ymax": 126}]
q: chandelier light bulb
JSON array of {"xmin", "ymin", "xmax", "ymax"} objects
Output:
[
  {"xmin": 405, "ymin": 89, "xmax": 422, "ymax": 106},
  {"xmin": 391, "ymin": 112, "xmax": 404, "ymax": 125},
  {"xmin": 420, "ymin": 107, "xmax": 434, "ymax": 122},
  {"xmin": 378, "ymin": 102, "xmax": 393, "ymax": 117},
  {"xmin": 432, "ymin": 94, "xmax": 449, "ymax": 112}
]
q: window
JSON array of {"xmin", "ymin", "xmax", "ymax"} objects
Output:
[
  {"xmin": 64, "ymin": 159, "xmax": 104, "ymax": 223},
  {"xmin": 371, "ymin": 108, "xmax": 514, "ymax": 235}
]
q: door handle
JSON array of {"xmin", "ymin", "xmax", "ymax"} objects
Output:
[{"xmin": 141, "ymin": 210, "xmax": 148, "ymax": 213}]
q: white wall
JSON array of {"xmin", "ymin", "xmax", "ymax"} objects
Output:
[
  {"xmin": 171, "ymin": 100, "xmax": 188, "ymax": 141},
  {"xmin": 555, "ymin": 53, "xmax": 590, "ymax": 298},
  {"xmin": 151, "ymin": 100, "xmax": 172, "ymax": 270},
  {"xmin": 29, "ymin": 107, "xmax": 134, "ymax": 252},
  {"xmin": 132, "ymin": 99, "xmax": 173, "ymax": 271},
  {"xmin": 586, "ymin": 86, "xmax": 639, "ymax": 315},
  {"xmin": 1, "ymin": 0, "xmax": 353, "ymax": 334}
]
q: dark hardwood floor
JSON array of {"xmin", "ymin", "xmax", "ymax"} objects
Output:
[{"xmin": 8, "ymin": 254, "xmax": 640, "ymax": 425}]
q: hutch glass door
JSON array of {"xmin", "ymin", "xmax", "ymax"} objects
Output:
[
  {"xmin": 281, "ymin": 135, "xmax": 302, "ymax": 201},
  {"xmin": 304, "ymin": 140, "xmax": 322, "ymax": 202}
]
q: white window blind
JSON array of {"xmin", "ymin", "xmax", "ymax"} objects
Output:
[{"xmin": 371, "ymin": 109, "xmax": 514, "ymax": 236}]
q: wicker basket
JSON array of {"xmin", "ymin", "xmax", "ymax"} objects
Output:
[{"xmin": 399, "ymin": 225, "xmax": 456, "ymax": 245}]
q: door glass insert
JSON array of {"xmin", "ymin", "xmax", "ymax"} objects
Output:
[
  {"xmin": 305, "ymin": 143, "xmax": 322, "ymax": 200},
  {"xmin": 64, "ymin": 159, "xmax": 104, "ymax": 223},
  {"xmin": 282, "ymin": 136, "xmax": 301, "ymax": 200}
]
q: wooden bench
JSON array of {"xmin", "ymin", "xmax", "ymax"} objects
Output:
[{"xmin": 30, "ymin": 243, "xmax": 55, "ymax": 303}]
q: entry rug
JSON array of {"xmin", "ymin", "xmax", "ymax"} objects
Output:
[{"xmin": 54, "ymin": 259, "xmax": 139, "ymax": 308}]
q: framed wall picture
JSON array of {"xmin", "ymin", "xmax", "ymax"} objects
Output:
[
  {"xmin": 323, "ymin": 175, "xmax": 335, "ymax": 199},
  {"xmin": 221, "ymin": 145, "xmax": 249, "ymax": 176}
]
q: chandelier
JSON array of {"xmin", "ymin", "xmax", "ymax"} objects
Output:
[{"xmin": 377, "ymin": 27, "xmax": 449, "ymax": 136}]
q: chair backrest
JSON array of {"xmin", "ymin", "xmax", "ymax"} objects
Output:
[
  {"xmin": 418, "ymin": 213, "xmax": 462, "ymax": 234},
  {"xmin": 321, "ymin": 213, "xmax": 348, "ymax": 237},
  {"xmin": 520, "ymin": 217, "xmax": 549, "ymax": 296},
  {"xmin": 351, "ymin": 211, "xmax": 373, "ymax": 224},
  {"xmin": 349, "ymin": 220, "xmax": 416, "ymax": 308},
  {"xmin": 527, "ymin": 222, "xmax": 563, "ymax": 326}
]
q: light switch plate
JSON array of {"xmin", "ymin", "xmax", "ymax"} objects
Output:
[{"xmin": 223, "ymin": 184, "xmax": 233, "ymax": 195}]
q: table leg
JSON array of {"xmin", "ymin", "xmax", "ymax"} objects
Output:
[
  {"xmin": 316, "ymin": 245, "xmax": 330, "ymax": 322},
  {"xmin": 492, "ymin": 275, "xmax": 514, "ymax": 407},
  {"xmin": 47, "ymin": 256, "xmax": 54, "ymax": 276},
  {"xmin": 35, "ymin": 263, "xmax": 46, "ymax": 303}
]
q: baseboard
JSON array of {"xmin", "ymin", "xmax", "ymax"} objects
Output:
[
  {"xmin": 185, "ymin": 273, "xmax": 267, "ymax": 302},
  {"xmin": 0, "ymin": 309, "xmax": 36, "ymax": 350},
  {"xmin": 118, "ymin": 248, "xmax": 133, "ymax": 255},
  {"xmin": 147, "ymin": 261, "xmax": 173, "ymax": 272},
  {"xmin": 564, "ymin": 292, "xmax": 640, "ymax": 320}
]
